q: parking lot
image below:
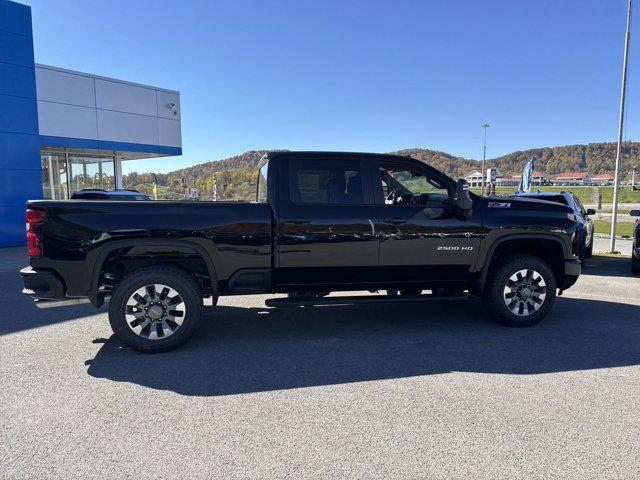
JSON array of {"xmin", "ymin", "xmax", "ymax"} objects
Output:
[{"xmin": 2, "ymin": 246, "xmax": 640, "ymax": 479}]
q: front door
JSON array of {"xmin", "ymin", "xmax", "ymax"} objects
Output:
[
  {"xmin": 371, "ymin": 159, "xmax": 482, "ymax": 284},
  {"xmin": 275, "ymin": 155, "xmax": 379, "ymax": 288}
]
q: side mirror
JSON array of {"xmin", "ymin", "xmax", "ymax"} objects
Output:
[
  {"xmin": 630, "ymin": 209, "xmax": 640, "ymax": 217},
  {"xmin": 586, "ymin": 208, "xmax": 596, "ymax": 215},
  {"xmin": 454, "ymin": 179, "xmax": 473, "ymax": 219}
]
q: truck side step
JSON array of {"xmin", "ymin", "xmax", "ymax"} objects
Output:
[{"xmin": 265, "ymin": 293, "xmax": 472, "ymax": 308}]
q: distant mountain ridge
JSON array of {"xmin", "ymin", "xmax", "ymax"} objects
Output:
[
  {"xmin": 167, "ymin": 142, "xmax": 639, "ymax": 180},
  {"xmin": 121, "ymin": 141, "xmax": 639, "ymax": 201}
]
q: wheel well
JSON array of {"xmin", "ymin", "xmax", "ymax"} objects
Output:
[
  {"xmin": 483, "ymin": 238, "xmax": 565, "ymax": 290},
  {"xmin": 97, "ymin": 245, "xmax": 213, "ymax": 299}
]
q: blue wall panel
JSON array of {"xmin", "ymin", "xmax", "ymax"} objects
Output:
[
  {"xmin": 0, "ymin": 168, "xmax": 42, "ymax": 202},
  {"xmin": 0, "ymin": 205, "xmax": 27, "ymax": 247},
  {"xmin": 39, "ymin": 135, "xmax": 182, "ymax": 157},
  {"xmin": 0, "ymin": 0, "xmax": 32, "ymax": 36},
  {"xmin": 0, "ymin": 30, "xmax": 34, "ymax": 67},
  {"xmin": 0, "ymin": 0, "xmax": 40, "ymax": 248},
  {"xmin": 0, "ymin": 94, "xmax": 38, "ymax": 134},
  {"xmin": 0, "ymin": 132, "xmax": 40, "ymax": 170},
  {"xmin": 0, "ymin": 62, "xmax": 37, "ymax": 98}
]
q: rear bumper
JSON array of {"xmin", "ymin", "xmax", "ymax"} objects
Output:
[
  {"xmin": 561, "ymin": 258, "xmax": 581, "ymax": 290},
  {"xmin": 20, "ymin": 266, "xmax": 65, "ymax": 300}
]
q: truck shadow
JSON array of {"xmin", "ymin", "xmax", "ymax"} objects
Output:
[{"xmin": 85, "ymin": 296, "xmax": 640, "ymax": 396}]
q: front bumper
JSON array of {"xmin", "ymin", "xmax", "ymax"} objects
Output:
[
  {"xmin": 561, "ymin": 258, "xmax": 581, "ymax": 290},
  {"xmin": 20, "ymin": 266, "xmax": 66, "ymax": 300}
]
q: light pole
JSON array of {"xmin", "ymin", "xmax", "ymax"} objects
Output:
[
  {"xmin": 481, "ymin": 123, "xmax": 490, "ymax": 195},
  {"xmin": 610, "ymin": 0, "xmax": 632, "ymax": 253}
]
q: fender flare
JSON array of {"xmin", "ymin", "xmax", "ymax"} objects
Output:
[
  {"xmin": 88, "ymin": 239, "xmax": 218, "ymax": 307},
  {"xmin": 475, "ymin": 233, "xmax": 569, "ymax": 294}
]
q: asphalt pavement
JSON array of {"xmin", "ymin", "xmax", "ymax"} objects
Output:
[{"xmin": 2, "ymin": 247, "xmax": 640, "ymax": 479}]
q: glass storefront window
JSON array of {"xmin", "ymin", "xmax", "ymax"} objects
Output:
[
  {"xmin": 41, "ymin": 153, "xmax": 68, "ymax": 199},
  {"xmin": 68, "ymin": 155, "xmax": 115, "ymax": 193}
]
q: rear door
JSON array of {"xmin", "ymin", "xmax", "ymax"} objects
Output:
[
  {"xmin": 274, "ymin": 155, "xmax": 379, "ymax": 288},
  {"xmin": 369, "ymin": 158, "xmax": 483, "ymax": 284}
]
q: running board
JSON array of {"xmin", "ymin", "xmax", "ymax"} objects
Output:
[
  {"xmin": 35, "ymin": 298, "xmax": 92, "ymax": 309},
  {"xmin": 265, "ymin": 293, "xmax": 472, "ymax": 308}
]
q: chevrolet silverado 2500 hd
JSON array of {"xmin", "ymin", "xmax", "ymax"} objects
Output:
[{"xmin": 21, "ymin": 151, "xmax": 581, "ymax": 352}]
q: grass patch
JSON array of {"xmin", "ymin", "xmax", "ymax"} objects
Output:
[
  {"xmin": 593, "ymin": 220, "xmax": 635, "ymax": 236},
  {"xmin": 471, "ymin": 185, "xmax": 640, "ymax": 204}
]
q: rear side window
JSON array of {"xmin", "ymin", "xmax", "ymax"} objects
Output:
[
  {"xmin": 290, "ymin": 159, "xmax": 363, "ymax": 205},
  {"xmin": 257, "ymin": 162, "xmax": 269, "ymax": 203}
]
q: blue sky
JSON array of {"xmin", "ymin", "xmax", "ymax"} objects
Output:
[{"xmin": 23, "ymin": 0, "xmax": 639, "ymax": 174}]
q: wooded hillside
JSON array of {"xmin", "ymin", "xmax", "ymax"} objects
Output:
[{"xmin": 122, "ymin": 142, "xmax": 639, "ymax": 201}]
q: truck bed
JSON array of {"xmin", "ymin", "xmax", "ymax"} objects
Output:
[{"xmin": 27, "ymin": 199, "xmax": 273, "ymax": 299}]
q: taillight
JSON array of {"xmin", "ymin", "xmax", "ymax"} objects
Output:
[{"xmin": 26, "ymin": 209, "xmax": 46, "ymax": 257}]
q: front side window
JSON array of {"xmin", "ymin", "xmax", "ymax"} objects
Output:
[
  {"xmin": 380, "ymin": 163, "xmax": 448, "ymax": 206},
  {"xmin": 291, "ymin": 159, "xmax": 363, "ymax": 205}
]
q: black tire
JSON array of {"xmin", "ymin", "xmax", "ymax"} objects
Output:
[
  {"xmin": 108, "ymin": 266, "xmax": 202, "ymax": 353},
  {"xmin": 578, "ymin": 240, "xmax": 586, "ymax": 262},
  {"xmin": 585, "ymin": 239, "xmax": 593, "ymax": 259},
  {"xmin": 632, "ymin": 251, "xmax": 640, "ymax": 275},
  {"xmin": 483, "ymin": 254, "xmax": 557, "ymax": 327}
]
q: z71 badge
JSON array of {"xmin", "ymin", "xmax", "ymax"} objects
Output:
[{"xmin": 488, "ymin": 202, "xmax": 511, "ymax": 208}]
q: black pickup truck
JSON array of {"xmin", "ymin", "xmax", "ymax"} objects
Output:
[{"xmin": 21, "ymin": 151, "xmax": 581, "ymax": 352}]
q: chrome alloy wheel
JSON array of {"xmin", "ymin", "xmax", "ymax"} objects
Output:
[
  {"xmin": 502, "ymin": 269, "xmax": 547, "ymax": 317},
  {"xmin": 125, "ymin": 284, "xmax": 186, "ymax": 340}
]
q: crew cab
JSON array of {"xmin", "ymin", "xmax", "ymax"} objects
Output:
[{"xmin": 21, "ymin": 151, "xmax": 582, "ymax": 352}]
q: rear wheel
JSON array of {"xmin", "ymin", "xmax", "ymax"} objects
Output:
[
  {"xmin": 483, "ymin": 254, "xmax": 556, "ymax": 327},
  {"xmin": 108, "ymin": 266, "xmax": 202, "ymax": 353}
]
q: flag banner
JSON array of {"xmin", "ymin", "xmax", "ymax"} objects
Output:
[{"xmin": 518, "ymin": 159, "xmax": 535, "ymax": 193}]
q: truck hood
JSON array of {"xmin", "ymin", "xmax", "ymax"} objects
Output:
[{"xmin": 480, "ymin": 195, "xmax": 574, "ymax": 215}]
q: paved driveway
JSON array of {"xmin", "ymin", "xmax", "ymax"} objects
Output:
[{"xmin": 2, "ymin": 248, "xmax": 640, "ymax": 479}]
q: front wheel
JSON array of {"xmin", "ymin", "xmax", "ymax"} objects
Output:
[
  {"xmin": 108, "ymin": 266, "xmax": 203, "ymax": 353},
  {"xmin": 483, "ymin": 254, "xmax": 557, "ymax": 327}
]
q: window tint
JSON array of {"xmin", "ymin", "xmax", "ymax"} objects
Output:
[
  {"xmin": 291, "ymin": 159, "xmax": 363, "ymax": 204},
  {"xmin": 380, "ymin": 163, "xmax": 448, "ymax": 206}
]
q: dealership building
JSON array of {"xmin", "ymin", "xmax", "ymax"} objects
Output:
[{"xmin": 0, "ymin": 0, "xmax": 182, "ymax": 246}]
